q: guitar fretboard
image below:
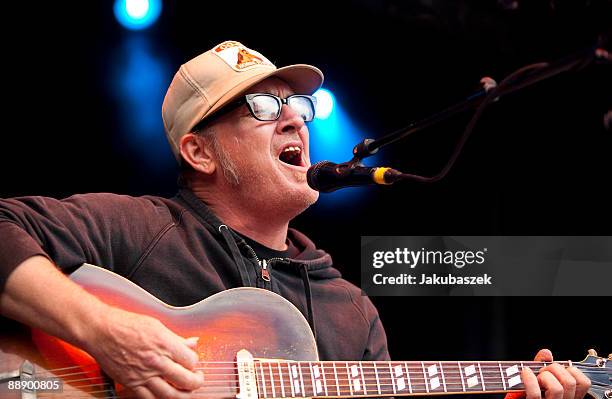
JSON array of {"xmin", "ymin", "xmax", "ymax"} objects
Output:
[{"xmin": 253, "ymin": 360, "xmax": 569, "ymax": 398}]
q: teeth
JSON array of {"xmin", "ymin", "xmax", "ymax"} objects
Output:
[{"xmin": 282, "ymin": 146, "xmax": 302, "ymax": 153}]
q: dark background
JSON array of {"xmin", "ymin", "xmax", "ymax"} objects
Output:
[{"xmin": 3, "ymin": 0, "xmax": 611, "ymax": 372}]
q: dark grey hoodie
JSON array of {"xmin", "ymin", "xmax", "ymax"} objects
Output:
[{"xmin": 0, "ymin": 188, "xmax": 389, "ymax": 362}]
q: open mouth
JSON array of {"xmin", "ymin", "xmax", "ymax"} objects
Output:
[{"xmin": 278, "ymin": 145, "xmax": 304, "ymax": 167}]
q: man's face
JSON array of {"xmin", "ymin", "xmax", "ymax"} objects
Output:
[{"xmin": 211, "ymin": 77, "xmax": 319, "ymax": 218}]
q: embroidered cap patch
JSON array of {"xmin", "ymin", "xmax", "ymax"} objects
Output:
[{"xmin": 213, "ymin": 41, "xmax": 274, "ymax": 71}]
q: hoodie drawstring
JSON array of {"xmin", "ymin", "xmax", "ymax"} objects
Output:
[
  {"xmin": 219, "ymin": 225, "xmax": 252, "ymax": 287},
  {"xmin": 299, "ymin": 264, "xmax": 316, "ymax": 339}
]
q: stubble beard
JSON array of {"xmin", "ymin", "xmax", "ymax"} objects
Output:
[{"xmin": 218, "ymin": 150, "xmax": 319, "ymax": 219}]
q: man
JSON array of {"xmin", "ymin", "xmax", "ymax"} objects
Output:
[{"xmin": 0, "ymin": 41, "xmax": 590, "ymax": 399}]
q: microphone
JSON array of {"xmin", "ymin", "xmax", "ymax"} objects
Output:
[{"xmin": 307, "ymin": 161, "xmax": 403, "ymax": 193}]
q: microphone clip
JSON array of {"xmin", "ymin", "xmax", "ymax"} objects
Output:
[{"xmin": 350, "ymin": 138, "xmax": 379, "ymax": 164}]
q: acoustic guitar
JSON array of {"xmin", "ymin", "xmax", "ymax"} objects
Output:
[{"xmin": 0, "ymin": 264, "xmax": 610, "ymax": 399}]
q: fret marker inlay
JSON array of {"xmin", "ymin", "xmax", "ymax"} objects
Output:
[
  {"xmin": 464, "ymin": 364, "xmax": 479, "ymax": 388},
  {"xmin": 394, "ymin": 365, "xmax": 406, "ymax": 391},
  {"xmin": 506, "ymin": 364, "xmax": 521, "ymax": 388},
  {"xmin": 291, "ymin": 365, "xmax": 300, "ymax": 394},
  {"xmin": 277, "ymin": 363, "xmax": 285, "ymax": 397},
  {"xmin": 506, "ymin": 365, "xmax": 519, "ymax": 377},
  {"xmin": 313, "ymin": 365, "xmax": 323, "ymax": 394},
  {"xmin": 427, "ymin": 363, "xmax": 440, "ymax": 390},
  {"xmin": 508, "ymin": 375, "xmax": 522, "ymax": 388},
  {"xmin": 350, "ymin": 364, "xmax": 362, "ymax": 392},
  {"xmin": 467, "ymin": 376, "xmax": 479, "ymax": 388}
]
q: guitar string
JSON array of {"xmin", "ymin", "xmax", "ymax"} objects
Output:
[
  {"xmin": 36, "ymin": 367, "xmax": 609, "ymax": 390},
  {"xmin": 36, "ymin": 368, "xmax": 612, "ymax": 399},
  {"xmin": 35, "ymin": 361, "xmax": 606, "ymax": 380},
  {"xmin": 44, "ymin": 378, "xmax": 608, "ymax": 398},
  {"xmin": 48, "ymin": 374, "xmax": 609, "ymax": 396},
  {"xmin": 31, "ymin": 359, "xmax": 609, "ymax": 394},
  {"xmin": 34, "ymin": 365, "xmax": 609, "ymax": 392},
  {"xmin": 53, "ymin": 365, "xmax": 610, "ymax": 382},
  {"xmin": 34, "ymin": 383, "xmax": 528, "ymax": 399},
  {"xmin": 32, "ymin": 385, "xmax": 547, "ymax": 399},
  {"xmin": 33, "ymin": 360, "xmax": 590, "ymax": 376},
  {"xmin": 37, "ymin": 368, "xmax": 609, "ymax": 395}
]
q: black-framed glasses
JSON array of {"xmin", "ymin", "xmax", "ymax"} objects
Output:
[
  {"xmin": 244, "ymin": 93, "xmax": 317, "ymax": 122},
  {"xmin": 194, "ymin": 93, "xmax": 318, "ymax": 131}
]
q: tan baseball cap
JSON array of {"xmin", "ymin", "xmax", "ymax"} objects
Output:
[{"xmin": 162, "ymin": 40, "xmax": 324, "ymax": 161}]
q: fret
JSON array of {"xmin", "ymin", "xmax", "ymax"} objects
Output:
[
  {"xmin": 421, "ymin": 362, "xmax": 429, "ymax": 393},
  {"xmin": 308, "ymin": 362, "xmax": 316, "ymax": 397},
  {"xmin": 277, "ymin": 363, "xmax": 286, "ymax": 398},
  {"xmin": 333, "ymin": 361, "xmax": 340, "ymax": 396},
  {"xmin": 298, "ymin": 362, "xmax": 306, "ymax": 397},
  {"xmin": 268, "ymin": 363, "xmax": 276, "ymax": 398},
  {"xmin": 374, "ymin": 362, "xmax": 381, "ymax": 395},
  {"xmin": 288, "ymin": 363, "xmax": 296, "ymax": 397},
  {"xmin": 458, "ymin": 362, "xmax": 466, "ymax": 392},
  {"xmin": 390, "ymin": 361, "xmax": 397, "ymax": 394},
  {"xmin": 478, "ymin": 362, "xmax": 486, "ymax": 391},
  {"xmin": 487, "ymin": 362, "xmax": 505, "ymax": 391},
  {"xmin": 319, "ymin": 363, "xmax": 328, "ymax": 396},
  {"xmin": 404, "ymin": 362, "xmax": 413, "ymax": 393},
  {"xmin": 359, "ymin": 362, "xmax": 367, "ymax": 395},
  {"xmin": 499, "ymin": 363, "xmax": 507, "ymax": 390},
  {"xmin": 359, "ymin": 361, "xmax": 376, "ymax": 396},
  {"xmin": 443, "ymin": 362, "xmax": 460, "ymax": 393},
  {"xmin": 439, "ymin": 361, "xmax": 447, "ymax": 391},
  {"xmin": 489, "ymin": 362, "xmax": 504, "ymax": 391},
  {"xmin": 375, "ymin": 361, "xmax": 392, "ymax": 395},
  {"xmin": 346, "ymin": 362, "xmax": 354, "ymax": 395},
  {"xmin": 259, "ymin": 362, "xmax": 268, "ymax": 399},
  {"xmin": 310, "ymin": 362, "xmax": 325, "ymax": 396}
]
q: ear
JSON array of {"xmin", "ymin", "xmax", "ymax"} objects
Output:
[{"xmin": 179, "ymin": 133, "xmax": 216, "ymax": 175}]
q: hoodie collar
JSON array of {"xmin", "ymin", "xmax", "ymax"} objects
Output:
[{"xmin": 175, "ymin": 188, "xmax": 336, "ymax": 273}]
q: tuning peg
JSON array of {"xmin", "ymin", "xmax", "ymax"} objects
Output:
[{"xmin": 588, "ymin": 349, "xmax": 598, "ymax": 356}]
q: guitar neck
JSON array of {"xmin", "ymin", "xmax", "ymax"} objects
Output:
[{"xmin": 252, "ymin": 359, "xmax": 571, "ymax": 398}]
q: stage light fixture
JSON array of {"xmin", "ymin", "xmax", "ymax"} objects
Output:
[
  {"xmin": 114, "ymin": 0, "xmax": 162, "ymax": 30},
  {"xmin": 314, "ymin": 88, "xmax": 335, "ymax": 119}
]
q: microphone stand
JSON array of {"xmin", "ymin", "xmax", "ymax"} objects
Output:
[{"xmin": 341, "ymin": 43, "xmax": 609, "ymax": 184}]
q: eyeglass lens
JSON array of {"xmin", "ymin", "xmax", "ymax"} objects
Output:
[{"xmin": 250, "ymin": 94, "xmax": 315, "ymax": 122}]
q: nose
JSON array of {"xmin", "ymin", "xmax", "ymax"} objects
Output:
[{"xmin": 276, "ymin": 104, "xmax": 306, "ymax": 134}]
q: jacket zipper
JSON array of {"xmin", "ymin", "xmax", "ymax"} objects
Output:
[
  {"xmin": 260, "ymin": 259, "xmax": 270, "ymax": 281},
  {"xmin": 242, "ymin": 243, "xmax": 290, "ymax": 288},
  {"xmin": 262, "ymin": 257, "xmax": 288, "ymax": 282},
  {"xmin": 243, "ymin": 243, "xmax": 274, "ymax": 287}
]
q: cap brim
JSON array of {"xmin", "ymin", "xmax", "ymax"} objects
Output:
[{"xmin": 195, "ymin": 64, "xmax": 324, "ymax": 130}]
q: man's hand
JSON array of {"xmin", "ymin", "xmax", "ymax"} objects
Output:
[
  {"xmin": 0, "ymin": 256, "xmax": 204, "ymax": 399},
  {"xmin": 85, "ymin": 306, "xmax": 205, "ymax": 399},
  {"xmin": 505, "ymin": 349, "xmax": 591, "ymax": 399}
]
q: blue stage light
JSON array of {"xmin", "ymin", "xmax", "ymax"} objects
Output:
[
  {"xmin": 308, "ymin": 92, "xmax": 381, "ymax": 206},
  {"xmin": 109, "ymin": 36, "xmax": 173, "ymax": 168},
  {"xmin": 114, "ymin": 0, "xmax": 162, "ymax": 31},
  {"xmin": 314, "ymin": 88, "xmax": 334, "ymax": 119}
]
